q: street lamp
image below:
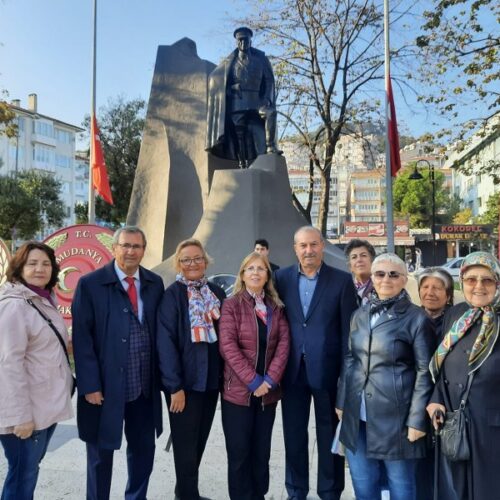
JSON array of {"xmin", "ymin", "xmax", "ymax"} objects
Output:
[{"xmin": 409, "ymin": 159, "xmax": 436, "ymax": 265}]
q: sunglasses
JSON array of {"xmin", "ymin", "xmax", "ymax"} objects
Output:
[
  {"xmin": 462, "ymin": 275, "xmax": 497, "ymax": 287},
  {"xmin": 372, "ymin": 270, "xmax": 403, "ymax": 280}
]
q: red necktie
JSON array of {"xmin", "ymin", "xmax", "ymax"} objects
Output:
[{"xmin": 125, "ymin": 277, "xmax": 138, "ymax": 316}]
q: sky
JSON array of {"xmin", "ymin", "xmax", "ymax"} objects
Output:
[{"xmin": 0, "ymin": 0, "xmax": 477, "ymax": 147}]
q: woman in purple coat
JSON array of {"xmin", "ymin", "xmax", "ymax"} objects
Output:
[{"xmin": 219, "ymin": 252, "xmax": 290, "ymax": 500}]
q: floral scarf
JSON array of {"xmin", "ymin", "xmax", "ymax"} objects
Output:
[
  {"xmin": 430, "ymin": 252, "xmax": 500, "ymax": 381},
  {"xmin": 248, "ymin": 290, "xmax": 267, "ymax": 325},
  {"xmin": 176, "ymin": 274, "xmax": 221, "ymax": 344}
]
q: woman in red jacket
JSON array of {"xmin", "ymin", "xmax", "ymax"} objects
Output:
[{"xmin": 219, "ymin": 251, "xmax": 290, "ymax": 500}]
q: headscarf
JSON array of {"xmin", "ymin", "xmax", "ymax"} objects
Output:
[
  {"xmin": 430, "ymin": 251, "xmax": 500, "ymax": 381},
  {"xmin": 176, "ymin": 274, "xmax": 221, "ymax": 343}
]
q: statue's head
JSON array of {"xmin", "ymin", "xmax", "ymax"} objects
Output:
[{"xmin": 234, "ymin": 26, "xmax": 253, "ymax": 52}]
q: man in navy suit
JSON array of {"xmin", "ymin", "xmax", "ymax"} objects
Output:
[
  {"xmin": 274, "ymin": 226, "xmax": 357, "ymax": 500},
  {"xmin": 72, "ymin": 226, "xmax": 164, "ymax": 500}
]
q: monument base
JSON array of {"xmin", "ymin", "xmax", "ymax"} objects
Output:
[{"xmin": 153, "ymin": 153, "xmax": 346, "ymax": 285}]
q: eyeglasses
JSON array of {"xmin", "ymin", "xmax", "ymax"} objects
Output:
[
  {"xmin": 462, "ymin": 275, "xmax": 497, "ymax": 287},
  {"xmin": 117, "ymin": 243, "xmax": 144, "ymax": 250},
  {"xmin": 179, "ymin": 257, "xmax": 205, "ymax": 266},
  {"xmin": 244, "ymin": 266, "xmax": 268, "ymax": 274},
  {"xmin": 372, "ymin": 270, "xmax": 403, "ymax": 280}
]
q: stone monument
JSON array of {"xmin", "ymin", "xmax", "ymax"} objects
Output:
[{"xmin": 127, "ymin": 33, "xmax": 346, "ymax": 284}]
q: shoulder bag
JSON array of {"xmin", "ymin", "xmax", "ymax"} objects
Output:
[
  {"xmin": 27, "ymin": 298, "xmax": 76, "ymax": 397},
  {"xmin": 440, "ymin": 372, "xmax": 474, "ymax": 461}
]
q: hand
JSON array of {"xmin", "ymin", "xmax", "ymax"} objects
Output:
[
  {"xmin": 407, "ymin": 427, "xmax": 426, "ymax": 442},
  {"xmin": 13, "ymin": 421, "xmax": 35, "ymax": 439},
  {"xmin": 85, "ymin": 391, "xmax": 104, "ymax": 405},
  {"xmin": 427, "ymin": 403, "xmax": 446, "ymax": 429},
  {"xmin": 253, "ymin": 381, "xmax": 271, "ymax": 397},
  {"xmin": 335, "ymin": 408, "xmax": 343, "ymax": 421},
  {"xmin": 170, "ymin": 390, "xmax": 186, "ymax": 413}
]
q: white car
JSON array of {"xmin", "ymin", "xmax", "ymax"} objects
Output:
[{"xmin": 440, "ymin": 257, "xmax": 464, "ymax": 281}]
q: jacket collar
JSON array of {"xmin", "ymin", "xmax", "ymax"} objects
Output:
[{"xmin": 98, "ymin": 260, "xmax": 153, "ymax": 287}]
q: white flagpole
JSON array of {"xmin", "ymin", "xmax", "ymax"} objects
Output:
[
  {"xmin": 384, "ymin": 0, "xmax": 395, "ymax": 252},
  {"xmin": 88, "ymin": 0, "xmax": 97, "ymax": 224}
]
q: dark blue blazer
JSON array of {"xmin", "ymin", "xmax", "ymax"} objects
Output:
[
  {"xmin": 274, "ymin": 262, "xmax": 358, "ymax": 391},
  {"xmin": 72, "ymin": 260, "xmax": 164, "ymax": 450},
  {"xmin": 156, "ymin": 281, "xmax": 226, "ymax": 394}
]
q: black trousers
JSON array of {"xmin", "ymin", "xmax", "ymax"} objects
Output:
[
  {"xmin": 86, "ymin": 394, "xmax": 156, "ymax": 500},
  {"xmin": 166, "ymin": 389, "xmax": 219, "ymax": 500},
  {"xmin": 221, "ymin": 397, "xmax": 277, "ymax": 500},
  {"xmin": 281, "ymin": 360, "xmax": 344, "ymax": 500}
]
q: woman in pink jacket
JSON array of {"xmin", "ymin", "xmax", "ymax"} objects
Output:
[
  {"xmin": 219, "ymin": 251, "xmax": 290, "ymax": 500},
  {"xmin": 0, "ymin": 241, "xmax": 74, "ymax": 499}
]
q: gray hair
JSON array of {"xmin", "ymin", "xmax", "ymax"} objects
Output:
[
  {"xmin": 372, "ymin": 253, "xmax": 407, "ymax": 276},
  {"xmin": 293, "ymin": 225, "xmax": 323, "ymax": 243},
  {"xmin": 113, "ymin": 226, "xmax": 147, "ymax": 247},
  {"xmin": 417, "ymin": 267, "xmax": 454, "ymax": 305}
]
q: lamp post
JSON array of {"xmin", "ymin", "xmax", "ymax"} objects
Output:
[{"xmin": 409, "ymin": 159, "xmax": 436, "ymax": 265}]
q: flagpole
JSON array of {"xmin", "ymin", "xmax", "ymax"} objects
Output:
[
  {"xmin": 384, "ymin": 0, "xmax": 395, "ymax": 252},
  {"xmin": 88, "ymin": 0, "xmax": 97, "ymax": 224}
]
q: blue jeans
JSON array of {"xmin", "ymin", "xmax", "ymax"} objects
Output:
[
  {"xmin": 0, "ymin": 424, "xmax": 56, "ymax": 500},
  {"xmin": 346, "ymin": 422, "xmax": 416, "ymax": 500}
]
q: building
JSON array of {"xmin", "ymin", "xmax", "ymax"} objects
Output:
[
  {"xmin": 0, "ymin": 93, "xmax": 86, "ymax": 233},
  {"xmin": 347, "ymin": 168, "xmax": 386, "ymax": 222}
]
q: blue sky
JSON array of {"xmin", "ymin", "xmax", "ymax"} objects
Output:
[{"xmin": 0, "ymin": 0, "xmax": 477, "ymax": 145}]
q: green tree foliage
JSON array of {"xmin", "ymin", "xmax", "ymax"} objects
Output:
[
  {"xmin": 82, "ymin": 97, "xmax": 145, "ymax": 226},
  {"xmin": 237, "ymin": 0, "xmax": 414, "ymax": 235},
  {"xmin": 0, "ymin": 90, "xmax": 18, "ymax": 138},
  {"xmin": 416, "ymin": 0, "xmax": 499, "ymax": 140},
  {"xmin": 478, "ymin": 192, "xmax": 499, "ymax": 226},
  {"xmin": 453, "ymin": 207, "xmax": 473, "ymax": 224},
  {"xmin": 0, "ymin": 171, "xmax": 65, "ymax": 240},
  {"xmin": 393, "ymin": 165, "xmax": 458, "ymax": 228}
]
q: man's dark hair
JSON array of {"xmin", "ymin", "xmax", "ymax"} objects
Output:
[
  {"xmin": 254, "ymin": 239, "xmax": 269, "ymax": 249},
  {"xmin": 344, "ymin": 239, "xmax": 376, "ymax": 260}
]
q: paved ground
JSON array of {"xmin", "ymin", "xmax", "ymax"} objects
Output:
[{"xmin": 0, "ymin": 398, "xmax": 356, "ymax": 499}]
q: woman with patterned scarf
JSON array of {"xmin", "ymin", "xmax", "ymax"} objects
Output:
[
  {"xmin": 336, "ymin": 253, "xmax": 434, "ymax": 500},
  {"xmin": 427, "ymin": 251, "xmax": 500, "ymax": 500},
  {"xmin": 157, "ymin": 238, "xmax": 226, "ymax": 500},
  {"xmin": 219, "ymin": 251, "xmax": 290, "ymax": 500}
]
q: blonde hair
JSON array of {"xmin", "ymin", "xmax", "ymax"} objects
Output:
[
  {"xmin": 174, "ymin": 238, "xmax": 212, "ymax": 273},
  {"xmin": 233, "ymin": 252, "xmax": 283, "ymax": 307}
]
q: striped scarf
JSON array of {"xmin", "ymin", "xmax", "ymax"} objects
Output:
[
  {"xmin": 176, "ymin": 274, "xmax": 221, "ymax": 344},
  {"xmin": 430, "ymin": 251, "xmax": 500, "ymax": 381}
]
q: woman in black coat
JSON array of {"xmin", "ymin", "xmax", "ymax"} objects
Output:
[
  {"xmin": 427, "ymin": 251, "xmax": 500, "ymax": 500},
  {"xmin": 157, "ymin": 239, "xmax": 226, "ymax": 500},
  {"xmin": 336, "ymin": 253, "xmax": 434, "ymax": 500}
]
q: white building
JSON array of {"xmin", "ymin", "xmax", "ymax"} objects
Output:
[
  {"xmin": 0, "ymin": 93, "xmax": 86, "ymax": 232},
  {"xmin": 445, "ymin": 117, "xmax": 500, "ymax": 217}
]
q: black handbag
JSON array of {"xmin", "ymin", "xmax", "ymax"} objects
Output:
[
  {"xmin": 440, "ymin": 372, "xmax": 474, "ymax": 461},
  {"xmin": 27, "ymin": 298, "xmax": 76, "ymax": 397}
]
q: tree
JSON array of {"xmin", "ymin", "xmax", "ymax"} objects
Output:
[
  {"xmin": 82, "ymin": 97, "xmax": 145, "ymax": 226},
  {"xmin": 478, "ymin": 192, "xmax": 499, "ymax": 226},
  {"xmin": 0, "ymin": 90, "xmax": 18, "ymax": 138},
  {"xmin": 0, "ymin": 171, "xmax": 65, "ymax": 240},
  {"xmin": 453, "ymin": 207, "xmax": 473, "ymax": 224},
  {"xmin": 415, "ymin": 0, "xmax": 499, "ymax": 141},
  {"xmin": 393, "ymin": 165, "xmax": 458, "ymax": 228},
  {"xmin": 237, "ymin": 0, "xmax": 414, "ymax": 235}
]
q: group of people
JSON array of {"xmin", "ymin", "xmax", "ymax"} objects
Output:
[{"xmin": 1, "ymin": 227, "xmax": 499, "ymax": 500}]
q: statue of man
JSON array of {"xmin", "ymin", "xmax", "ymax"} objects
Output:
[{"xmin": 206, "ymin": 27, "xmax": 280, "ymax": 168}]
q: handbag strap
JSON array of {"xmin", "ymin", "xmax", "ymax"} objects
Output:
[
  {"xmin": 26, "ymin": 298, "xmax": 71, "ymax": 368},
  {"xmin": 459, "ymin": 371, "xmax": 475, "ymax": 410}
]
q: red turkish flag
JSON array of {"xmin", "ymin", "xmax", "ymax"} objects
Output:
[
  {"xmin": 91, "ymin": 115, "xmax": 113, "ymax": 205},
  {"xmin": 387, "ymin": 76, "xmax": 401, "ymax": 177}
]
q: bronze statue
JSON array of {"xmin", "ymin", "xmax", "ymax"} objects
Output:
[{"xmin": 206, "ymin": 27, "xmax": 280, "ymax": 168}]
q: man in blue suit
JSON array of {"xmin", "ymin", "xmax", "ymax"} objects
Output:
[
  {"xmin": 72, "ymin": 226, "xmax": 164, "ymax": 500},
  {"xmin": 274, "ymin": 226, "xmax": 358, "ymax": 500}
]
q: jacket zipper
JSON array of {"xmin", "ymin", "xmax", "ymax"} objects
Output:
[
  {"xmin": 251, "ymin": 311, "xmax": 259, "ymax": 407},
  {"xmin": 262, "ymin": 310, "xmax": 270, "ymax": 411}
]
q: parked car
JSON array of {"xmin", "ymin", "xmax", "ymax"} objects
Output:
[{"xmin": 440, "ymin": 256, "xmax": 464, "ymax": 281}]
